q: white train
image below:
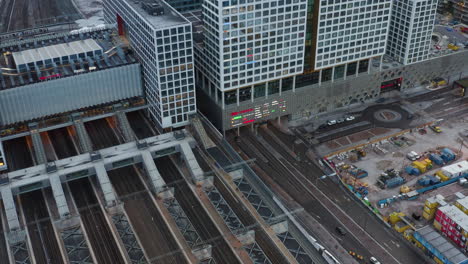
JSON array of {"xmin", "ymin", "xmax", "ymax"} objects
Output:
[
  {"xmin": 0, "ymin": 140, "xmax": 7, "ymax": 171},
  {"xmin": 308, "ymin": 235, "xmax": 341, "ymax": 264}
]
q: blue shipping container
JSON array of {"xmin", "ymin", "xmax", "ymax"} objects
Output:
[
  {"xmin": 429, "ymin": 153, "xmax": 444, "ymax": 166},
  {"xmin": 386, "ymin": 176, "xmax": 405, "ymax": 188},
  {"xmin": 405, "ymin": 166, "xmax": 415, "ymax": 175},
  {"xmin": 418, "ymin": 177, "xmax": 431, "ymax": 186}
]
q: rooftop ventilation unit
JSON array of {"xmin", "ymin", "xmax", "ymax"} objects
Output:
[{"xmin": 141, "ymin": 2, "xmax": 165, "ymax": 16}]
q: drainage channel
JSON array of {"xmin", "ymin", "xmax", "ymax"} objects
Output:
[
  {"xmin": 61, "ymin": 226, "xmax": 93, "ymax": 264},
  {"xmin": 111, "ymin": 213, "xmax": 147, "ymax": 264}
]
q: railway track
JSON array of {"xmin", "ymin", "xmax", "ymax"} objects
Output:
[
  {"xmin": 48, "ymin": 127, "xmax": 78, "ymax": 159},
  {"xmin": 127, "ymin": 111, "xmax": 157, "ymax": 139},
  {"xmin": 232, "ymin": 127, "xmax": 374, "ymax": 258},
  {"xmin": 0, "ymin": 0, "xmax": 80, "ymax": 33},
  {"xmin": 3, "ymin": 136, "xmax": 34, "ymax": 171},
  {"xmin": 155, "ymin": 156, "xmax": 240, "ymax": 264},
  {"xmin": 20, "ymin": 190, "xmax": 64, "ymax": 264},
  {"xmin": 256, "ymin": 124, "xmax": 426, "ymax": 263},
  {"xmin": 108, "ymin": 166, "xmax": 188, "ymax": 264},
  {"xmin": 194, "ymin": 147, "xmax": 296, "ymax": 264},
  {"xmin": 85, "ymin": 118, "xmax": 121, "ymax": 150},
  {"xmin": 68, "ymin": 178, "xmax": 126, "ymax": 264},
  {"xmin": 0, "ymin": 204, "xmax": 10, "ymax": 263}
]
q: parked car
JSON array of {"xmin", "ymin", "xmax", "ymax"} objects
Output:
[
  {"xmin": 407, "ymin": 113, "xmax": 414, "ymax": 120},
  {"xmin": 318, "ymin": 124, "xmax": 328, "ymax": 130},
  {"xmin": 327, "ymin": 120, "xmax": 337, "ymax": 126},
  {"xmin": 345, "ymin": 115, "xmax": 355, "ymax": 121},
  {"xmin": 434, "ymin": 45, "xmax": 441, "ymax": 50},
  {"xmin": 370, "ymin": 257, "xmax": 381, "ymax": 264},
  {"xmin": 336, "ymin": 226, "xmax": 347, "ymax": 236},
  {"xmin": 336, "ymin": 118, "xmax": 345, "ymax": 124}
]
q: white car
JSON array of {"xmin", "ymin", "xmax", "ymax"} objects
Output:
[
  {"xmin": 327, "ymin": 120, "xmax": 337, "ymax": 126},
  {"xmin": 370, "ymin": 257, "xmax": 381, "ymax": 264},
  {"xmin": 345, "ymin": 115, "xmax": 355, "ymax": 121}
]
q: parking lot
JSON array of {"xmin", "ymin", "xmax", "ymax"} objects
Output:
[{"xmin": 327, "ymin": 117, "xmax": 468, "ymax": 220}]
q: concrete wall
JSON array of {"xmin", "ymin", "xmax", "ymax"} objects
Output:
[{"xmin": 0, "ymin": 63, "xmax": 143, "ymax": 126}]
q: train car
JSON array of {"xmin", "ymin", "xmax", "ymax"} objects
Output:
[{"xmin": 0, "ymin": 140, "xmax": 7, "ymax": 171}]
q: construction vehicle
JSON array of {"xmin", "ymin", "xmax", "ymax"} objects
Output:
[
  {"xmin": 429, "ymin": 125, "xmax": 442, "ymax": 133},
  {"xmin": 357, "ymin": 149, "xmax": 366, "ymax": 157},
  {"xmin": 448, "ymin": 43, "xmax": 459, "ymax": 51},
  {"xmin": 431, "ymin": 77, "xmax": 447, "ymax": 87},
  {"xmin": 400, "ymin": 185, "xmax": 411, "ymax": 194}
]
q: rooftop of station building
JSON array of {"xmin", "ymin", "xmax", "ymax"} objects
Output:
[
  {"xmin": 126, "ymin": 0, "xmax": 189, "ymax": 29},
  {"xmin": 0, "ymin": 28, "xmax": 138, "ymax": 91}
]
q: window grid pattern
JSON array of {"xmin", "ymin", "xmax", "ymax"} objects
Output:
[
  {"xmin": 104, "ymin": 0, "xmax": 196, "ymax": 128},
  {"xmin": 315, "ymin": 0, "xmax": 392, "ymax": 69},
  {"xmin": 387, "ymin": 0, "xmax": 437, "ymax": 64},
  {"xmin": 201, "ymin": 0, "xmax": 308, "ymax": 92}
]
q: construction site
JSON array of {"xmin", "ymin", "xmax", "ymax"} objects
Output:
[{"xmin": 324, "ymin": 114, "xmax": 468, "ymax": 263}]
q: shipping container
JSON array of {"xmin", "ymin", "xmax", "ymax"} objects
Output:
[
  {"xmin": 429, "ymin": 153, "xmax": 444, "ymax": 166},
  {"xmin": 436, "ymin": 170, "xmax": 450, "ymax": 181},
  {"xmin": 418, "ymin": 176, "xmax": 431, "ymax": 186},
  {"xmin": 386, "ymin": 176, "xmax": 405, "ymax": 188},
  {"xmin": 412, "ymin": 161, "xmax": 427, "ymax": 173},
  {"xmin": 442, "ymin": 160, "xmax": 468, "ymax": 178}
]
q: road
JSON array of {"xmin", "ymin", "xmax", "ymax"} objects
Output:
[{"xmin": 226, "ymin": 124, "xmax": 427, "ymax": 264}]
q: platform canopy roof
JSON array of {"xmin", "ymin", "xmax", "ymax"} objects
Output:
[{"xmin": 12, "ymin": 39, "xmax": 102, "ymax": 66}]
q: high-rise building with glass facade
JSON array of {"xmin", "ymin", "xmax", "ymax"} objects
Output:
[
  {"xmin": 196, "ymin": 0, "xmax": 308, "ymax": 101},
  {"xmin": 387, "ymin": 0, "xmax": 438, "ymax": 64},
  {"xmin": 314, "ymin": 0, "xmax": 392, "ymax": 69},
  {"xmin": 104, "ymin": 0, "xmax": 196, "ymax": 129}
]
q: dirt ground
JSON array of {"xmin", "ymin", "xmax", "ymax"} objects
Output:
[{"xmin": 328, "ymin": 119, "xmax": 468, "ymax": 218}]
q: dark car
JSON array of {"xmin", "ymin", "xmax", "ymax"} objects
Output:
[
  {"xmin": 407, "ymin": 113, "xmax": 414, "ymax": 120},
  {"xmin": 336, "ymin": 226, "xmax": 347, "ymax": 236}
]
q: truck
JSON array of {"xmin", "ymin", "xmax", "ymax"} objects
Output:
[
  {"xmin": 461, "ymin": 27, "xmax": 468, "ymax": 34},
  {"xmin": 440, "ymin": 148, "xmax": 455, "ymax": 162},
  {"xmin": 406, "ymin": 151, "xmax": 420, "ymax": 161},
  {"xmin": 429, "ymin": 153, "xmax": 444, "ymax": 166}
]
